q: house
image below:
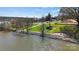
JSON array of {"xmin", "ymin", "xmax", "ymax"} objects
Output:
[{"xmin": 62, "ymin": 19, "xmax": 78, "ymax": 25}]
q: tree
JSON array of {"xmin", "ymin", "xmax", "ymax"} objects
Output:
[
  {"xmin": 40, "ymin": 17, "xmax": 45, "ymax": 37},
  {"xmin": 45, "ymin": 13, "xmax": 52, "ymax": 30},
  {"xmin": 10, "ymin": 17, "xmax": 34, "ymax": 33},
  {"xmin": 58, "ymin": 7, "xmax": 79, "ymax": 39},
  {"xmin": 58, "ymin": 7, "xmax": 79, "ymax": 26}
]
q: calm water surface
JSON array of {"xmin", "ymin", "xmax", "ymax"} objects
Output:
[{"xmin": 0, "ymin": 31, "xmax": 79, "ymax": 51}]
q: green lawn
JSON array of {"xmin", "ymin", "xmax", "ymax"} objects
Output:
[{"xmin": 30, "ymin": 21, "xmax": 66, "ymax": 34}]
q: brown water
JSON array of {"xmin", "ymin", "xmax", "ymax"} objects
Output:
[{"xmin": 0, "ymin": 31, "xmax": 79, "ymax": 51}]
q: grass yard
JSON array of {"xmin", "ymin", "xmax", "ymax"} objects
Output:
[{"xmin": 30, "ymin": 21, "xmax": 66, "ymax": 34}]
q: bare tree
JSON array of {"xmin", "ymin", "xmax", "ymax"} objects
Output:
[
  {"xmin": 58, "ymin": 7, "xmax": 79, "ymax": 26},
  {"xmin": 58, "ymin": 7, "xmax": 79, "ymax": 39}
]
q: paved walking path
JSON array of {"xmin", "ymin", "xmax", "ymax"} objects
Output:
[{"xmin": 30, "ymin": 23, "xmax": 41, "ymax": 28}]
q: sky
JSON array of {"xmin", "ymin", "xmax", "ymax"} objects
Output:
[{"xmin": 0, "ymin": 7, "xmax": 60, "ymax": 18}]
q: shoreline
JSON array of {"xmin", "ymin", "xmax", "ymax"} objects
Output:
[{"xmin": 14, "ymin": 31, "xmax": 78, "ymax": 44}]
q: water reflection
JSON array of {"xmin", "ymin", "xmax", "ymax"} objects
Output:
[{"xmin": 0, "ymin": 32, "xmax": 79, "ymax": 51}]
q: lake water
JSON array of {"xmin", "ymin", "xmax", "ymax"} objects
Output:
[{"xmin": 0, "ymin": 31, "xmax": 79, "ymax": 51}]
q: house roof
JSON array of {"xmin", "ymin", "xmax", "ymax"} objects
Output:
[{"xmin": 62, "ymin": 19, "xmax": 78, "ymax": 24}]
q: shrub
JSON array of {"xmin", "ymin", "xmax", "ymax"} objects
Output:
[{"xmin": 60, "ymin": 25, "xmax": 79, "ymax": 39}]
